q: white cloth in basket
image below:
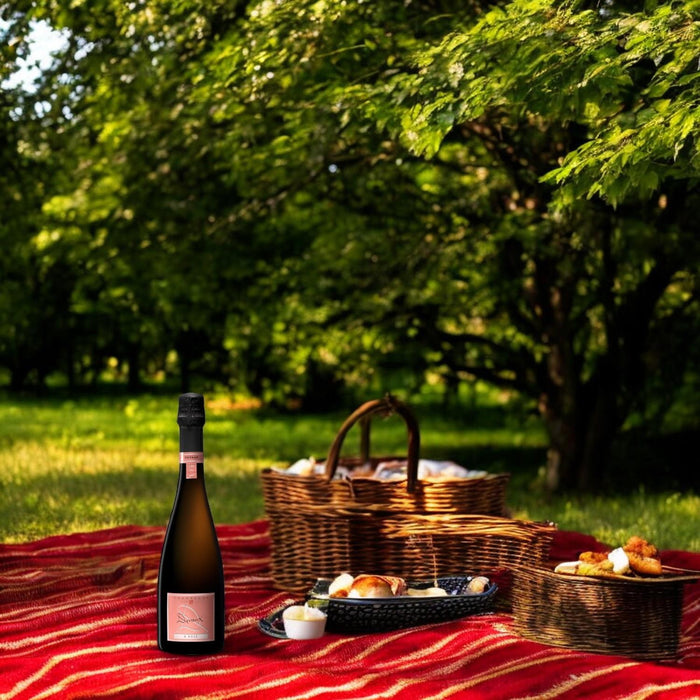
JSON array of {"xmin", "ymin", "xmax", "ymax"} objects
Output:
[{"xmin": 279, "ymin": 458, "xmax": 486, "ymax": 481}]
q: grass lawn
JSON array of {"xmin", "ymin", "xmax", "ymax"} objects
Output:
[{"xmin": 0, "ymin": 392, "xmax": 698, "ymax": 552}]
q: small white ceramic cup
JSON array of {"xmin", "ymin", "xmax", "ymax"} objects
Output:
[{"xmin": 282, "ymin": 604, "xmax": 327, "ymax": 640}]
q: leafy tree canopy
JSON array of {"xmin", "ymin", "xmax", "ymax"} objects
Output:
[{"xmin": 1, "ymin": 0, "xmax": 698, "ymax": 491}]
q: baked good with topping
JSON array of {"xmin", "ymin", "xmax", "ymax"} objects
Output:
[
  {"xmin": 623, "ymin": 536, "xmax": 662, "ymax": 575},
  {"xmin": 554, "ymin": 536, "xmax": 663, "ymax": 578}
]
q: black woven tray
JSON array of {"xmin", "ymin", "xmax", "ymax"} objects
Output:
[{"xmin": 308, "ymin": 575, "xmax": 497, "ymax": 634}]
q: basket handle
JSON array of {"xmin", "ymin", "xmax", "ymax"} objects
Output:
[{"xmin": 324, "ymin": 395, "xmax": 421, "ymax": 492}]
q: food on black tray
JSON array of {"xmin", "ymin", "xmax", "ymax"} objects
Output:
[{"xmin": 327, "ymin": 573, "xmax": 492, "ymax": 599}]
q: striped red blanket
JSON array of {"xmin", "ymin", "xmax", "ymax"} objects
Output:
[{"xmin": 0, "ymin": 521, "xmax": 698, "ymax": 699}]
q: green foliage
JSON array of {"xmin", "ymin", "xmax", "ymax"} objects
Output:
[
  {"xmin": 395, "ymin": 1, "xmax": 700, "ymax": 205},
  {"xmin": 1, "ymin": 0, "xmax": 699, "ymax": 491}
]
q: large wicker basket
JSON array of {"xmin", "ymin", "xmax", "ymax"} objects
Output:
[
  {"xmin": 511, "ymin": 565, "xmax": 699, "ymax": 661},
  {"xmin": 261, "ymin": 396, "xmax": 554, "ymax": 596}
]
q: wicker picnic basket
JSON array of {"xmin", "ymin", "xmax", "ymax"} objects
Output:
[
  {"xmin": 511, "ymin": 565, "xmax": 699, "ymax": 661},
  {"xmin": 261, "ymin": 395, "xmax": 555, "ymax": 597}
]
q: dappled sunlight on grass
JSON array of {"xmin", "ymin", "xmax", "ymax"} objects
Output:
[
  {"xmin": 511, "ymin": 488, "xmax": 700, "ymax": 552},
  {"xmin": 0, "ymin": 395, "xmax": 696, "ymax": 550},
  {"xmin": 0, "ymin": 436, "xmax": 268, "ymax": 542}
]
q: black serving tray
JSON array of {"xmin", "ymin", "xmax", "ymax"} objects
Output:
[
  {"xmin": 257, "ymin": 605, "xmax": 294, "ymax": 639},
  {"xmin": 307, "ymin": 575, "xmax": 497, "ymax": 634}
]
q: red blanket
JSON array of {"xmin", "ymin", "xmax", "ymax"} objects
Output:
[{"xmin": 1, "ymin": 522, "xmax": 698, "ymax": 699}]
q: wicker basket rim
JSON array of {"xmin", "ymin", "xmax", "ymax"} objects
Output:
[
  {"xmin": 515, "ymin": 564, "xmax": 699, "ymax": 585},
  {"xmin": 262, "ymin": 466, "xmax": 509, "ymax": 482}
]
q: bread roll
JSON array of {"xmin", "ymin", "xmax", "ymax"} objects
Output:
[
  {"xmin": 347, "ymin": 574, "xmax": 406, "ymax": 598},
  {"xmin": 328, "ymin": 573, "xmax": 354, "ymax": 598},
  {"xmin": 467, "ymin": 576, "xmax": 490, "ymax": 593},
  {"xmin": 406, "ymin": 587, "xmax": 448, "ymax": 597}
]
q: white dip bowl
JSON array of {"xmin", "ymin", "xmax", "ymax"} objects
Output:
[{"xmin": 282, "ymin": 604, "xmax": 327, "ymax": 640}]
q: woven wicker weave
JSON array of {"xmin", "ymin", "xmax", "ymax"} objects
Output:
[
  {"xmin": 511, "ymin": 565, "xmax": 699, "ymax": 661},
  {"xmin": 261, "ymin": 396, "xmax": 553, "ymax": 595}
]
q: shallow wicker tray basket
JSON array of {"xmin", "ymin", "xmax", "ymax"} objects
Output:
[
  {"xmin": 511, "ymin": 565, "xmax": 699, "ymax": 661},
  {"xmin": 261, "ymin": 396, "xmax": 553, "ymax": 596}
]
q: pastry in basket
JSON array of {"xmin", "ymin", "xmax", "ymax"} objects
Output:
[
  {"xmin": 330, "ymin": 574, "xmax": 407, "ymax": 598},
  {"xmin": 623, "ymin": 535, "xmax": 663, "ymax": 575},
  {"xmin": 553, "ymin": 559, "xmax": 617, "ymax": 577},
  {"xmin": 328, "ymin": 573, "xmax": 355, "ymax": 597},
  {"xmin": 405, "ymin": 586, "xmax": 449, "ymax": 597},
  {"xmin": 554, "ymin": 536, "xmax": 662, "ymax": 578},
  {"xmin": 407, "ymin": 576, "xmax": 490, "ymax": 596},
  {"xmin": 578, "ymin": 550, "xmax": 608, "ymax": 565},
  {"xmin": 465, "ymin": 576, "xmax": 491, "ymax": 593}
]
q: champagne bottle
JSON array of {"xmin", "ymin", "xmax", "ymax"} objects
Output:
[{"xmin": 157, "ymin": 392, "xmax": 225, "ymax": 654}]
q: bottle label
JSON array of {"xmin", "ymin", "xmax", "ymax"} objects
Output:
[
  {"xmin": 166, "ymin": 592, "xmax": 216, "ymax": 642},
  {"xmin": 180, "ymin": 451, "xmax": 204, "ymax": 479}
]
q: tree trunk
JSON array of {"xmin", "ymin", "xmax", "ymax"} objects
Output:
[
  {"xmin": 542, "ymin": 415, "xmax": 577, "ymax": 492},
  {"xmin": 126, "ymin": 342, "xmax": 142, "ymax": 392},
  {"xmin": 10, "ymin": 366, "xmax": 28, "ymax": 392},
  {"xmin": 544, "ymin": 409, "xmax": 619, "ymax": 492},
  {"xmin": 542, "ymin": 362, "xmax": 620, "ymax": 492}
]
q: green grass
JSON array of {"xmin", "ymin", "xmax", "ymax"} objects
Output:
[{"xmin": 0, "ymin": 393, "xmax": 697, "ymax": 552}]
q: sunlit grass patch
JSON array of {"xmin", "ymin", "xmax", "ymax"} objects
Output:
[
  {"xmin": 510, "ymin": 488, "xmax": 700, "ymax": 552},
  {"xmin": 0, "ymin": 435, "xmax": 268, "ymax": 542},
  {"xmin": 0, "ymin": 394, "xmax": 697, "ymax": 551}
]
